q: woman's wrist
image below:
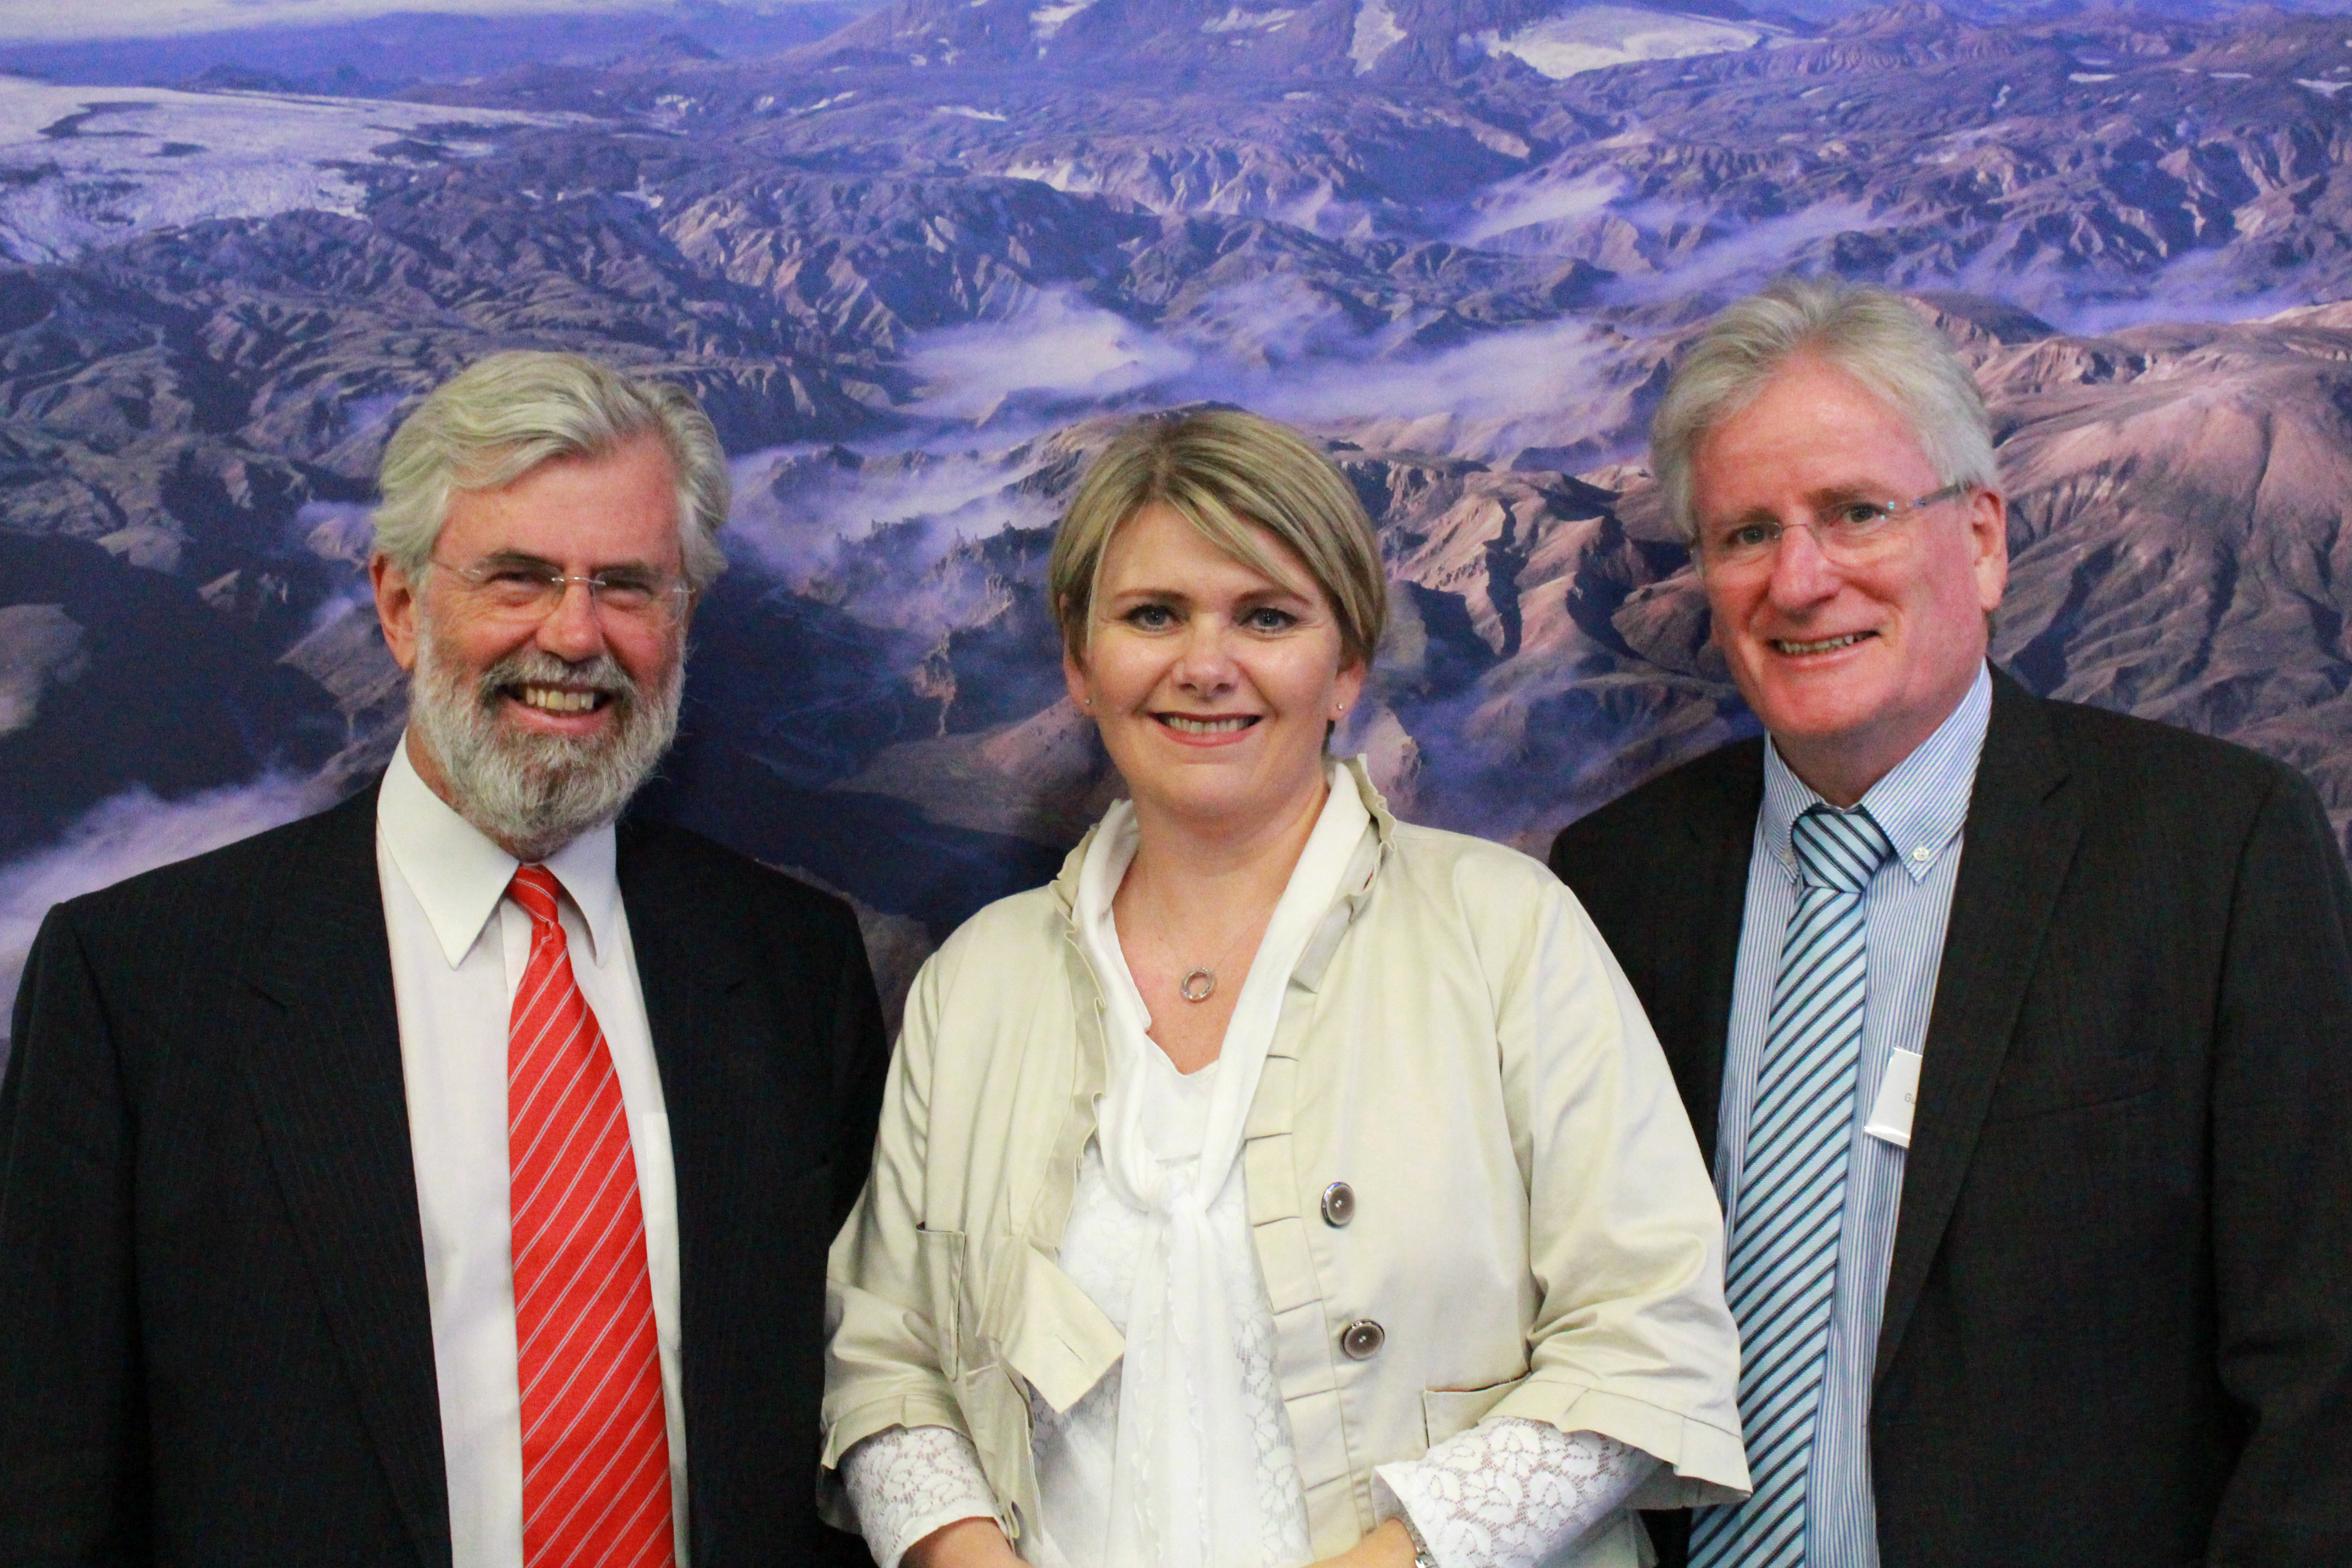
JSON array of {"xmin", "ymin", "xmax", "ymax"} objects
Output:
[
  {"xmin": 1313, "ymin": 1516, "xmax": 1419, "ymax": 1568},
  {"xmin": 901, "ymin": 1516, "xmax": 1023, "ymax": 1568},
  {"xmin": 1394, "ymin": 1509, "xmax": 1441, "ymax": 1568}
]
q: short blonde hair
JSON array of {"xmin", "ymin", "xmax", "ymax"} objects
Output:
[
  {"xmin": 373, "ymin": 350, "xmax": 731, "ymax": 589},
  {"xmin": 1048, "ymin": 408, "xmax": 1387, "ymax": 669}
]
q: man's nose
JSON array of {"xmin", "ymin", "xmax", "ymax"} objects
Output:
[
  {"xmin": 535, "ymin": 577, "xmax": 608, "ymax": 661},
  {"xmin": 1765, "ymin": 522, "xmax": 1842, "ymax": 610}
]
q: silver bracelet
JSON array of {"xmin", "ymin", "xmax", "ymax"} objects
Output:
[{"xmin": 1397, "ymin": 1510, "xmax": 1440, "ymax": 1568}]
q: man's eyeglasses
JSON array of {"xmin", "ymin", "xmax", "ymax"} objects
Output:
[
  {"xmin": 430, "ymin": 552, "xmax": 693, "ymax": 626},
  {"xmin": 1697, "ymin": 483, "xmax": 1972, "ymax": 571}
]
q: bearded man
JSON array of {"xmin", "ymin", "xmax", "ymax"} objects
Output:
[{"xmin": 0, "ymin": 352, "xmax": 889, "ymax": 1568}]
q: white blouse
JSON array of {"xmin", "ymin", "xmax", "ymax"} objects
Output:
[{"xmin": 1026, "ymin": 1056, "xmax": 1313, "ymax": 1568}]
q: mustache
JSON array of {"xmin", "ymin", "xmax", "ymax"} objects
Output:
[{"xmin": 473, "ymin": 647, "xmax": 635, "ymax": 703}]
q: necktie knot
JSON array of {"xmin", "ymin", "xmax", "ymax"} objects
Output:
[
  {"xmin": 1791, "ymin": 805, "xmax": 1892, "ymax": 895},
  {"xmin": 507, "ymin": 864, "xmax": 563, "ymax": 927}
]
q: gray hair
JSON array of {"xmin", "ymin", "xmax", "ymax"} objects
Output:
[
  {"xmin": 372, "ymin": 351, "xmax": 731, "ymax": 589},
  {"xmin": 1649, "ymin": 278, "xmax": 1999, "ymax": 545}
]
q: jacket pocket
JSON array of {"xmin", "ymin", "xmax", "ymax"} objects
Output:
[
  {"xmin": 1983, "ymin": 1053, "xmax": 2160, "ymax": 1122},
  {"xmin": 1000, "ymin": 1246, "xmax": 1124, "ymax": 1416},
  {"xmin": 1420, "ymin": 1377, "xmax": 1521, "ymax": 1448},
  {"xmin": 917, "ymin": 1226, "xmax": 966, "ymax": 1378}
]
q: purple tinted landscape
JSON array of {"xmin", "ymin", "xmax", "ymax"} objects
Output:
[{"xmin": 4, "ymin": 0, "xmax": 2351, "ymax": 1032}]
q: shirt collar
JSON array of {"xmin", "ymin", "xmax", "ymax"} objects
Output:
[
  {"xmin": 1759, "ymin": 661, "xmax": 1993, "ymax": 887},
  {"xmin": 377, "ymin": 732, "xmax": 623, "ymax": 967}
]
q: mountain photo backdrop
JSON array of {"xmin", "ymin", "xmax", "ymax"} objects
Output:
[{"xmin": 5, "ymin": 0, "xmax": 2351, "ymax": 1039}]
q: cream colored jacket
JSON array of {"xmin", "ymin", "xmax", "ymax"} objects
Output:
[{"xmin": 823, "ymin": 765, "xmax": 1748, "ymax": 1562}]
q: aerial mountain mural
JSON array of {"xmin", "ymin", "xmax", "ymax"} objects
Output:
[{"xmin": 4, "ymin": 0, "xmax": 2351, "ymax": 1035}]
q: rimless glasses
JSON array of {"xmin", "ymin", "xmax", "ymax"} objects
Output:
[
  {"xmin": 1698, "ymin": 482, "xmax": 1972, "ymax": 572},
  {"xmin": 430, "ymin": 551, "xmax": 694, "ymax": 627}
]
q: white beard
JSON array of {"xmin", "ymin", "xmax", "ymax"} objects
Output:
[{"xmin": 406, "ymin": 611, "xmax": 684, "ymax": 863}]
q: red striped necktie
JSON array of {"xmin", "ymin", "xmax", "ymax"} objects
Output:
[{"xmin": 505, "ymin": 864, "xmax": 676, "ymax": 1568}]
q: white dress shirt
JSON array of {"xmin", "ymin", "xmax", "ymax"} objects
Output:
[{"xmin": 375, "ymin": 736, "xmax": 690, "ymax": 1568}]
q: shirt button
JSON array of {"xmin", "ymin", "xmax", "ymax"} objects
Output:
[
  {"xmin": 1911, "ymin": 846, "xmax": 1930, "ymax": 862},
  {"xmin": 1320, "ymin": 1181, "xmax": 1356, "ymax": 1227},
  {"xmin": 1340, "ymin": 1319, "xmax": 1385, "ymax": 1360}
]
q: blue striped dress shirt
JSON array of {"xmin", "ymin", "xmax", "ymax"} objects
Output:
[{"xmin": 1713, "ymin": 663, "xmax": 1992, "ymax": 1568}]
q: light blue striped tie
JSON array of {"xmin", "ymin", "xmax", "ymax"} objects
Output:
[{"xmin": 1690, "ymin": 803, "xmax": 1893, "ymax": 1568}]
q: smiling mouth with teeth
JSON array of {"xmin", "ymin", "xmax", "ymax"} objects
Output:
[
  {"xmin": 512, "ymin": 684, "xmax": 609, "ymax": 715},
  {"xmin": 1771, "ymin": 631, "xmax": 1875, "ymax": 656},
  {"xmin": 1160, "ymin": 713, "xmax": 1258, "ymax": 735}
]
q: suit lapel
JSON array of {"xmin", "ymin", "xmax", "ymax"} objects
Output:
[
  {"xmin": 1683, "ymin": 750, "xmax": 1763, "ymax": 1171},
  {"xmin": 617, "ymin": 829, "xmax": 748, "ymax": 1560},
  {"xmin": 617, "ymin": 828, "xmax": 734, "ymax": 1293},
  {"xmin": 241, "ymin": 783, "xmax": 452, "ymax": 1568},
  {"xmin": 1873, "ymin": 672, "xmax": 2080, "ymax": 1388}
]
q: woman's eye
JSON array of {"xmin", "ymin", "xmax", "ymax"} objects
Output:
[
  {"xmin": 1124, "ymin": 604, "xmax": 1176, "ymax": 630},
  {"xmin": 1242, "ymin": 606, "xmax": 1297, "ymax": 632}
]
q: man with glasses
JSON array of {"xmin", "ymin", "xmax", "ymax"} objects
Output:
[
  {"xmin": 1552, "ymin": 280, "xmax": 2352, "ymax": 1568},
  {"xmin": 1, "ymin": 352, "xmax": 887, "ymax": 1567}
]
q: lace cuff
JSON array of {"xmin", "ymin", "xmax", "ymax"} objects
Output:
[
  {"xmin": 1372, "ymin": 1417, "xmax": 1658, "ymax": 1568},
  {"xmin": 838, "ymin": 1423, "xmax": 1001, "ymax": 1568}
]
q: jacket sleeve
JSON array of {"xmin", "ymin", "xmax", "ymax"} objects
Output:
[
  {"xmin": 0, "ymin": 905, "xmax": 150, "ymax": 1565},
  {"xmin": 822, "ymin": 946, "xmax": 971, "ymax": 1478},
  {"xmin": 1481, "ymin": 876, "xmax": 1750, "ymax": 1510},
  {"xmin": 2206, "ymin": 771, "xmax": 2352, "ymax": 1565}
]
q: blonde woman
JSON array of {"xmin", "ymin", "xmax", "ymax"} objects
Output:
[{"xmin": 823, "ymin": 409, "xmax": 1746, "ymax": 1568}]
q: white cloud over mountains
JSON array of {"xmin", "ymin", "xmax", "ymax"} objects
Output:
[
  {"xmin": 0, "ymin": 774, "xmax": 324, "ymax": 1059},
  {"xmin": 907, "ymin": 289, "xmax": 1193, "ymax": 419},
  {"xmin": 863, "ymin": 280, "xmax": 1646, "ymax": 472}
]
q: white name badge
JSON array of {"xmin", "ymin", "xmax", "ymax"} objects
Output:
[{"xmin": 1863, "ymin": 1048, "xmax": 1924, "ymax": 1149}]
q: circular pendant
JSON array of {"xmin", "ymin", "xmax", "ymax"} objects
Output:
[{"xmin": 1178, "ymin": 968, "xmax": 1217, "ymax": 1003}]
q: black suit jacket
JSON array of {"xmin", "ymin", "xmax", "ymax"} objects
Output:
[
  {"xmin": 0, "ymin": 782, "xmax": 890, "ymax": 1567},
  {"xmin": 1550, "ymin": 669, "xmax": 2352, "ymax": 1568}
]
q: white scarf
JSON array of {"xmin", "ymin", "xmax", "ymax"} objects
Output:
[{"xmin": 1072, "ymin": 763, "xmax": 1371, "ymax": 1568}]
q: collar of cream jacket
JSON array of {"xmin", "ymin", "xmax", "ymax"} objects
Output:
[{"xmin": 1044, "ymin": 755, "xmax": 1397, "ymax": 986}]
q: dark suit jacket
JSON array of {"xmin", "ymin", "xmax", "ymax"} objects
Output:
[
  {"xmin": 0, "ymin": 781, "xmax": 890, "ymax": 1567},
  {"xmin": 1550, "ymin": 669, "xmax": 2352, "ymax": 1568}
]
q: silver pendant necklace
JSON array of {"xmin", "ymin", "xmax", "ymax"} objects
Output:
[{"xmin": 1135, "ymin": 867, "xmax": 1259, "ymax": 1005}]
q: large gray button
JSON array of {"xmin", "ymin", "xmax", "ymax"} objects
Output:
[
  {"xmin": 1340, "ymin": 1319, "xmax": 1385, "ymax": 1360},
  {"xmin": 1320, "ymin": 1181, "xmax": 1356, "ymax": 1227}
]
